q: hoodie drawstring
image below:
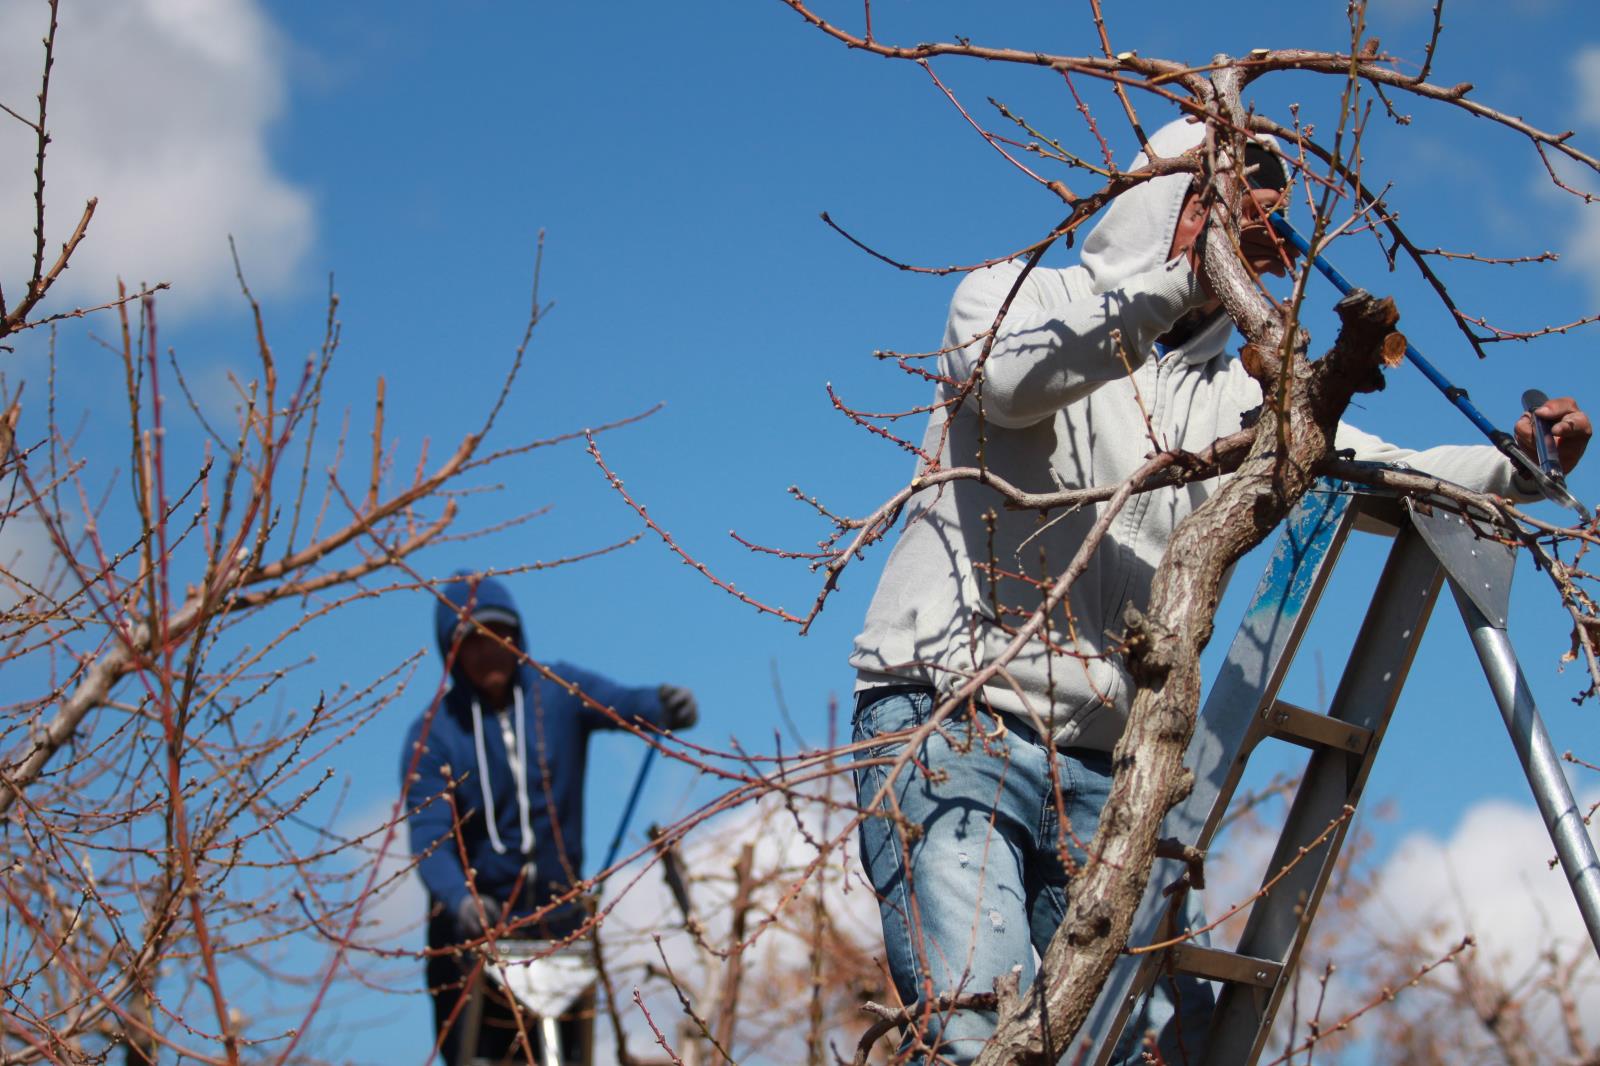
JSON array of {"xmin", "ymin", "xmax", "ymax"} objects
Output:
[{"xmin": 469, "ymin": 687, "xmax": 535, "ymax": 857}]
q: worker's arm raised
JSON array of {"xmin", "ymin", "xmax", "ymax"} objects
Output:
[{"xmin": 941, "ymin": 256, "xmax": 1208, "ymax": 429}]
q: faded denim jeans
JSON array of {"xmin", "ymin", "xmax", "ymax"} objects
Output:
[{"xmin": 852, "ymin": 686, "xmax": 1213, "ymax": 1065}]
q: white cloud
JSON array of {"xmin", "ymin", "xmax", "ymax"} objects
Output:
[
  {"xmin": 1344, "ymin": 796, "xmax": 1600, "ymax": 1056},
  {"xmin": 1576, "ymin": 46, "xmax": 1600, "ymax": 129},
  {"xmin": 1546, "ymin": 165, "xmax": 1600, "ymax": 307},
  {"xmin": 344, "ymin": 775, "xmax": 884, "ymax": 1064},
  {"xmin": 604, "ymin": 787, "xmax": 1599, "ymax": 1063},
  {"xmin": 1200, "ymin": 793, "xmax": 1600, "ymax": 1060},
  {"xmin": 332, "ymin": 794, "xmax": 428, "ymax": 951},
  {"xmin": 596, "ymin": 778, "xmax": 883, "ymax": 1065},
  {"xmin": 1367, "ymin": 795, "xmax": 1599, "ymax": 967},
  {"xmin": 361, "ymin": 776, "xmax": 1600, "ymax": 1061},
  {"xmin": 0, "ymin": 483, "xmax": 69, "ymax": 612},
  {"xmin": 1559, "ymin": 48, "xmax": 1600, "ymax": 305},
  {"xmin": 0, "ymin": 0, "xmax": 313, "ymax": 319}
]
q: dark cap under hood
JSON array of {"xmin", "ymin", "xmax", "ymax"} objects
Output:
[
  {"xmin": 1079, "ymin": 118, "xmax": 1280, "ymax": 296},
  {"xmin": 1079, "ymin": 118, "xmax": 1206, "ymax": 296},
  {"xmin": 433, "ymin": 573, "xmax": 526, "ymax": 680}
]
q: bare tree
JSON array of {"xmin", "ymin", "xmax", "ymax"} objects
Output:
[
  {"xmin": 581, "ymin": 2, "xmax": 1600, "ymax": 1062},
  {"xmin": 0, "ymin": 4, "xmax": 665, "ymax": 1062},
  {"xmin": 8, "ymin": 2, "xmax": 1600, "ymax": 1064}
]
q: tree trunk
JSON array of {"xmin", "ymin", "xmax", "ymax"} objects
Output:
[{"xmin": 975, "ymin": 292, "xmax": 1404, "ymax": 1065}]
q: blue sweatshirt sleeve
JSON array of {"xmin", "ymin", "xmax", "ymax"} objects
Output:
[
  {"xmin": 555, "ymin": 662, "xmax": 666, "ymax": 733},
  {"xmin": 401, "ymin": 712, "xmax": 470, "ymax": 912}
]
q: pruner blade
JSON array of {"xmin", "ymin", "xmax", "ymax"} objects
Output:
[{"xmin": 1514, "ymin": 388, "xmax": 1592, "ymax": 523}]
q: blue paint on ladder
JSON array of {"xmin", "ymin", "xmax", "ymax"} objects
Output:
[{"xmin": 1243, "ymin": 480, "xmax": 1352, "ymax": 627}]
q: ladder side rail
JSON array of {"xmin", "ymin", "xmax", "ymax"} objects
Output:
[
  {"xmin": 1407, "ymin": 497, "xmax": 1600, "ymax": 958},
  {"xmin": 1454, "ymin": 583, "xmax": 1600, "ymax": 955},
  {"xmin": 1079, "ymin": 483, "xmax": 1361, "ymax": 1063},
  {"xmin": 1202, "ymin": 521, "xmax": 1446, "ymax": 1065},
  {"xmin": 538, "ymin": 1015, "xmax": 563, "ymax": 1066},
  {"xmin": 456, "ymin": 962, "xmax": 488, "ymax": 1066},
  {"xmin": 1185, "ymin": 484, "xmax": 1367, "ymax": 850}
]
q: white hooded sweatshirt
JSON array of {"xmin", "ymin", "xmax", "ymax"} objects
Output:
[{"xmin": 848, "ymin": 118, "xmax": 1527, "ymax": 751}]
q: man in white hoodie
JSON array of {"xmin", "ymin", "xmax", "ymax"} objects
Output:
[{"xmin": 847, "ymin": 117, "xmax": 1589, "ymax": 1063}]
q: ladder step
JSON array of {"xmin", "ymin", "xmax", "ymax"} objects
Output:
[
  {"xmin": 1167, "ymin": 944, "xmax": 1283, "ymax": 989},
  {"xmin": 1262, "ymin": 700, "xmax": 1372, "ymax": 754}
]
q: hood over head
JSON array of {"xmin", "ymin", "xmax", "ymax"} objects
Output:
[
  {"xmin": 434, "ymin": 572, "xmax": 526, "ymax": 675},
  {"xmin": 1079, "ymin": 117, "xmax": 1207, "ymax": 294},
  {"xmin": 1079, "ymin": 117, "xmax": 1283, "ymax": 295},
  {"xmin": 431, "ymin": 572, "xmax": 538, "ymax": 862}
]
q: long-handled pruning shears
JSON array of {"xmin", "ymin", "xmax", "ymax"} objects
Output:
[
  {"xmin": 1519, "ymin": 389, "xmax": 1590, "ymax": 520},
  {"xmin": 1269, "ymin": 214, "xmax": 1593, "ymax": 524},
  {"xmin": 599, "ymin": 745, "xmax": 657, "ymax": 874}
]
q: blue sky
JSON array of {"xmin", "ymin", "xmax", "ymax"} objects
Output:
[{"xmin": 3, "ymin": 0, "xmax": 1599, "ymax": 1060}]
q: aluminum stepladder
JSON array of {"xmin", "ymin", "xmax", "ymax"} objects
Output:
[
  {"xmin": 455, "ymin": 939, "xmax": 596, "ymax": 1066},
  {"xmin": 1075, "ymin": 478, "xmax": 1600, "ymax": 1065}
]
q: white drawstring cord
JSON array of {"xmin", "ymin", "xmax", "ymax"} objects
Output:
[
  {"xmin": 510, "ymin": 687, "xmax": 535, "ymax": 853},
  {"xmin": 470, "ymin": 689, "xmax": 535, "ymax": 857},
  {"xmin": 470, "ymin": 699, "xmax": 508, "ymax": 855}
]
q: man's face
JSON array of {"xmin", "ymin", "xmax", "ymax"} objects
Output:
[
  {"xmin": 1238, "ymin": 185, "xmax": 1293, "ymax": 277},
  {"xmin": 1171, "ymin": 185, "xmax": 1294, "ymax": 275},
  {"xmin": 456, "ymin": 619, "xmax": 520, "ymax": 704}
]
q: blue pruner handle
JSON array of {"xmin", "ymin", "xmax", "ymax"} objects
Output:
[
  {"xmin": 1271, "ymin": 216, "xmax": 1593, "ymax": 524},
  {"xmin": 1269, "ymin": 214, "xmax": 1503, "ymax": 442},
  {"xmin": 600, "ymin": 744, "xmax": 658, "ymax": 874}
]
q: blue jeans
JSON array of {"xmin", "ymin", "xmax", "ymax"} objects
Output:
[{"xmin": 851, "ymin": 687, "xmax": 1212, "ymax": 1064}]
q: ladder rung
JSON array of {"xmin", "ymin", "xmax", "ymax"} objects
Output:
[
  {"xmin": 1263, "ymin": 700, "xmax": 1372, "ymax": 754},
  {"xmin": 1167, "ymin": 944, "xmax": 1283, "ymax": 988}
]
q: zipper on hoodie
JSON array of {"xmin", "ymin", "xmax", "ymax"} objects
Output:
[{"xmin": 1105, "ymin": 352, "xmax": 1174, "ymax": 653}]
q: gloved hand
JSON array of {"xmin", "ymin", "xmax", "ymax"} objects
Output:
[
  {"xmin": 452, "ymin": 895, "xmax": 504, "ymax": 942},
  {"xmin": 658, "ymin": 684, "xmax": 698, "ymax": 730}
]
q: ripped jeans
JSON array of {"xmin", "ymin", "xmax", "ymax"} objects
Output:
[{"xmin": 851, "ymin": 686, "xmax": 1213, "ymax": 1065}]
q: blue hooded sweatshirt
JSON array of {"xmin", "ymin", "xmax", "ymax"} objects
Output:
[{"xmin": 400, "ymin": 575, "xmax": 666, "ymax": 929}]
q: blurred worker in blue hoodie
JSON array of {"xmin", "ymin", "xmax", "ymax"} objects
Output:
[{"xmin": 401, "ymin": 572, "xmax": 697, "ymax": 1063}]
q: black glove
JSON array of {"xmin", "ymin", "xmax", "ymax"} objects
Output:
[
  {"xmin": 452, "ymin": 895, "xmax": 503, "ymax": 942},
  {"xmin": 658, "ymin": 684, "xmax": 698, "ymax": 730}
]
